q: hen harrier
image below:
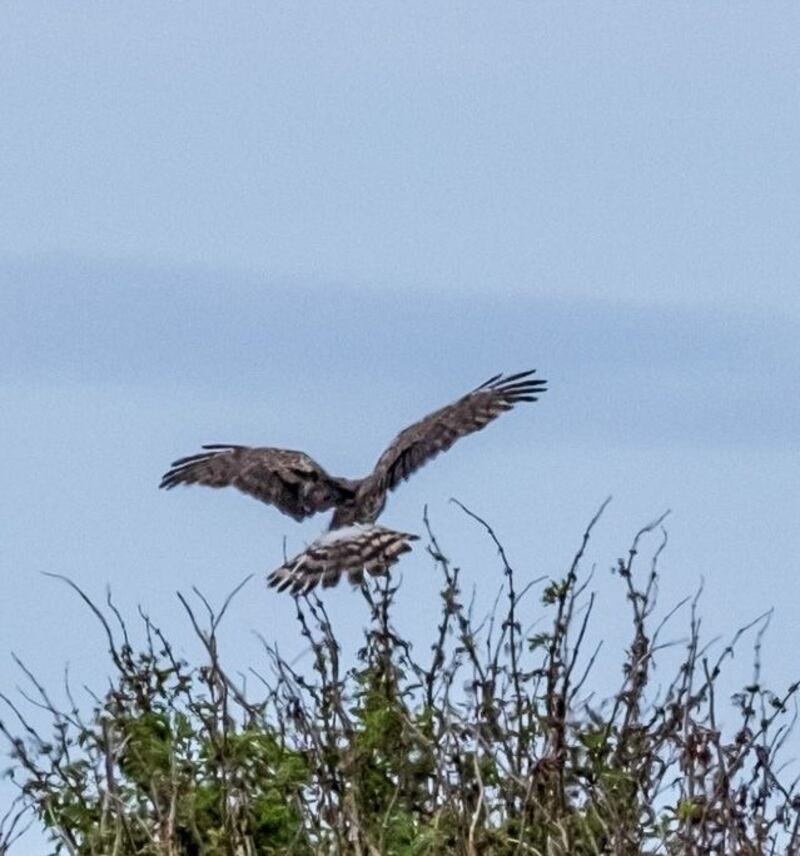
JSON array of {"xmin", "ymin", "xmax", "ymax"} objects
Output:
[{"xmin": 161, "ymin": 370, "xmax": 546, "ymax": 595}]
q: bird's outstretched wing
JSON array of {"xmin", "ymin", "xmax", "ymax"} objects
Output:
[
  {"xmin": 267, "ymin": 524, "xmax": 419, "ymax": 595},
  {"xmin": 160, "ymin": 445, "xmax": 352, "ymax": 522},
  {"xmin": 364, "ymin": 370, "xmax": 546, "ymax": 495}
]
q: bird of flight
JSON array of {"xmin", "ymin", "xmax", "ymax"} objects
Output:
[{"xmin": 160, "ymin": 370, "xmax": 546, "ymax": 595}]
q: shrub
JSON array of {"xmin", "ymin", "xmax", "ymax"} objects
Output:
[{"xmin": 2, "ymin": 503, "xmax": 799, "ymax": 855}]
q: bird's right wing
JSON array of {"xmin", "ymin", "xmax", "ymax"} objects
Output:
[
  {"xmin": 366, "ymin": 370, "xmax": 546, "ymax": 495},
  {"xmin": 160, "ymin": 445, "xmax": 351, "ymax": 522}
]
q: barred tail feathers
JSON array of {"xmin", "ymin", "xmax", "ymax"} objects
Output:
[{"xmin": 267, "ymin": 524, "xmax": 419, "ymax": 596}]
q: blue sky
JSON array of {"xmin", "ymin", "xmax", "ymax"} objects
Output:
[{"xmin": 1, "ymin": 4, "xmax": 799, "ymax": 850}]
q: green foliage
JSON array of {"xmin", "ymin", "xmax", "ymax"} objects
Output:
[{"xmin": 2, "ymin": 506, "xmax": 799, "ymax": 854}]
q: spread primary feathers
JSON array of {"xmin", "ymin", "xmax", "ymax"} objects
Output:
[{"xmin": 161, "ymin": 370, "xmax": 546, "ymax": 594}]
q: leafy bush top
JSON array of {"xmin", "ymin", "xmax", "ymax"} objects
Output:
[{"xmin": 2, "ymin": 504, "xmax": 798, "ymax": 855}]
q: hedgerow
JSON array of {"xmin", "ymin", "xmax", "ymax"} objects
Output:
[{"xmin": 2, "ymin": 503, "xmax": 798, "ymax": 855}]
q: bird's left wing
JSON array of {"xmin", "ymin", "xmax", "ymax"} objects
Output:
[
  {"xmin": 364, "ymin": 369, "xmax": 546, "ymax": 495},
  {"xmin": 160, "ymin": 445, "xmax": 351, "ymax": 522}
]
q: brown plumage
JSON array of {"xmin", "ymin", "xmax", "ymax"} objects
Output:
[
  {"xmin": 161, "ymin": 370, "xmax": 546, "ymax": 593},
  {"xmin": 160, "ymin": 445, "xmax": 356, "ymax": 522}
]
